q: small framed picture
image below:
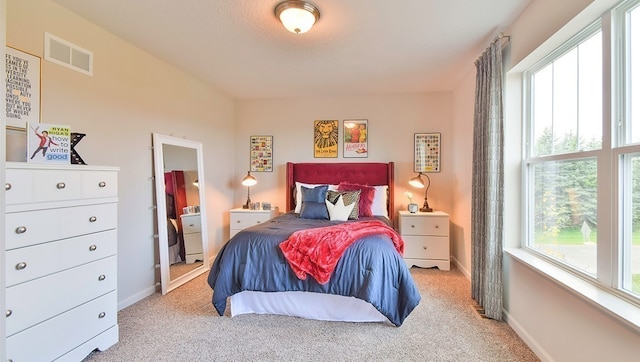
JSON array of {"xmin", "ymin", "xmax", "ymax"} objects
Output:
[
  {"xmin": 414, "ymin": 133, "xmax": 441, "ymax": 173},
  {"xmin": 343, "ymin": 119, "xmax": 368, "ymax": 158},
  {"xmin": 250, "ymin": 135, "xmax": 273, "ymax": 172}
]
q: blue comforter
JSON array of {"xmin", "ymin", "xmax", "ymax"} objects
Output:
[{"xmin": 207, "ymin": 212, "xmax": 421, "ymax": 326}]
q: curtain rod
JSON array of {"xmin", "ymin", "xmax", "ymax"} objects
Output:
[{"xmin": 493, "ymin": 33, "xmax": 511, "ymax": 45}]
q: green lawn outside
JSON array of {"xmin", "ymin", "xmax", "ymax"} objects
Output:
[{"xmin": 534, "ymin": 228, "xmax": 640, "ymax": 294}]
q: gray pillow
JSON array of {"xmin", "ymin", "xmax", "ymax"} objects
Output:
[{"xmin": 300, "ymin": 201, "xmax": 329, "ymax": 220}]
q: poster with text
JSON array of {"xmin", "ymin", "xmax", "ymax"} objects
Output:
[
  {"xmin": 27, "ymin": 123, "xmax": 71, "ymax": 164},
  {"xmin": 313, "ymin": 120, "xmax": 338, "ymax": 158},
  {"xmin": 343, "ymin": 119, "xmax": 368, "ymax": 158},
  {"xmin": 6, "ymin": 47, "xmax": 41, "ymax": 129}
]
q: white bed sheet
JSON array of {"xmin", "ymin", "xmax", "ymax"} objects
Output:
[{"xmin": 230, "ymin": 291, "xmax": 390, "ymax": 324}]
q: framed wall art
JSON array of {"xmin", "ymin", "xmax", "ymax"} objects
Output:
[
  {"xmin": 250, "ymin": 135, "xmax": 273, "ymax": 172},
  {"xmin": 6, "ymin": 46, "xmax": 41, "ymax": 130},
  {"xmin": 343, "ymin": 119, "xmax": 368, "ymax": 158},
  {"xmin": 414, "ymin": 132, "xmax": 441, "ymax": 173},
  {"xmin": 313, "ymin": 120, "xmax": 338, "ymax": 158}
]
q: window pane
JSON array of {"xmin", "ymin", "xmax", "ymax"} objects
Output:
[
  {"xmin": 630, "ymin": 6, "xmax": 640, "ymax": 143},
  {"xmin": 532, "ymin": 32, "xmax": 602, "ymax": 157},
  {"xmin": 621, "ymin": 153, "xmax": 640, "ymax": 297},
  {"xmin": 530, "ymin": 159, "xmax": 598, "ymax": 275}
]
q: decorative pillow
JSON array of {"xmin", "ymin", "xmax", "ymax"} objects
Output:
[
  {"xmin": 337, "ymin": 182, "xmax": 375, "ymax": 217},
  {"xmin": 370, "ymin": 185, "xmax": 389, "ymax": 218},
  {"xmin": 327, "ymin": 189, "xmax": 360, "ymax": 220},
  {"xmin": 300, "ymin": 201, "xmax": 329, "ymax": 219},
  {"xmin": 325, "ymin": 196, "xmax": 355, "ymax": 221},
  {"xmin": 294, "ymin": 182, "xmax": 338, "ymax": 213},
  {"xmin": 301, "ymin": 185, "xmax": 329, "ymax": 203}
]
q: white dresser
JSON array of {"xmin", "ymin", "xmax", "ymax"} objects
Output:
[
  {"xmin": 398, "ymin": 210, "xmax": 450, "ymax": 270},
  {"xmin": 229, "ymin": 208, "xmax": 278, "ymax": 238},
  {"xmin": 4, "ymin": 162, "xmax": 119, "ymax": 361},
  {"xmin": 180, "ymin": 213, "xmax": 203, "ymax": 263}
]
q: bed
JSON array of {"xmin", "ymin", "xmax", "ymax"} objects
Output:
[{"xmin": 207, "ymin": 162, "xmax": 420, "ymax": 326}]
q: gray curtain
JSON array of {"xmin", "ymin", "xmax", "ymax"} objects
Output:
[{"xmin": 471, "ymin": 38, "xmax": 505, "ymax": 321}]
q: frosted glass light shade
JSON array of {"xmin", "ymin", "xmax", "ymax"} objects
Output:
[{"xmin": 275, "ymin": 1, "xmax": 320, "ymax": 34}]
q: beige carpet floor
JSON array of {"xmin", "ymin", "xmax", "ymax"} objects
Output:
[{"xmin": 84, "ymin": 265, "xmax": 539, "ymax": 361}]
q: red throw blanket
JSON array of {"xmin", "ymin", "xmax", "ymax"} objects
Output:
[{"xmin": 279, "ymin": 220, "xmax": 404, "ymax": 284}]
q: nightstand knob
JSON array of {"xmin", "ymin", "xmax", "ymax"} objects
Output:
[
  {"xmin": 98, "ymin": 274, "xmax": 106, "ymax": 281},
  {"xmin": 89, "ymin": 244, "xmax": 97, "ymax": 251},
  {"xmin": 89, "ymin": 216, "xmax": 97, "ymax": 222},
  {"xmin": 423, "ymin": 246, "xmax": 427, "ymax": 250},
  {"xmin": 15, "ymin": 262, "xmax": 27, "ymax": 270},
  {"xmin": 99, "ymin": 181, "xmax": 107, "ymax": 188},
  {"xmin": 15, "ymin": 226, "xmax": 27, "ymax": 234},
  {"xmin": 236, "ymin": 220, "xmax": 241, "ymax": 223},
  {"xmin": 410, "ymin": 224, "xmax": 416, "ymax": 228},
  {"xmin": 6, "ymin": 309, "xmax": 12, "ymax": 317},
  {"xmin": 5, "ymin": 182, "xmax": 11, "ymax": 191},
  {"xmin": 56, "ymin": 182, "xmax": 66, "ymax": 189},
  {"xmin": 98, "ymin": 312, "xmax": 106, "ymax": 319},
  {"xmin": 435, "ymin": 225, "xmax": 439, "ymax": 229}
]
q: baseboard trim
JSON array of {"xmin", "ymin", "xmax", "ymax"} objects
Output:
[
  {"xmin": 118, "ymin": 285, "xmax": 156, "ymax": 311},
  {"xmin": 503, "ymin": 309, "xmax": 554, "ymax": 362}
]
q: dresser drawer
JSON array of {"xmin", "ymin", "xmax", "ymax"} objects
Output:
[
  {"xmin": 399, "ymin": 215, "xmax": 449, "ymax": 236},
  {"xmin": 6, "ymin": 256, "xmax": 117, "ymax": 336},
  {"xmin": 6, "ymin": 229, "xmax": 116, "ymax": 286},
  {"xmin": 6, "ymin": 291, "xmax": 117, "ymax": 362},
  {"xmin": 230, "ymin": 212, "xmax": 272, "ymax": 230},
  {"xmin": 403, "ymin": 235, "xmax": 449, "ymax": 260},
  {"xmin": 6, "ymin": 166, "xmax": 118, "ymax": 205},
  {"xmin": 6, "ymin": 203, "xmax": 117, "ymax": 250}
]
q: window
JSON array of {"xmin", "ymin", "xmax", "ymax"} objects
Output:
[{"xmin": 524, "ymin": 0, "xmax": 640, "ymax": 302}]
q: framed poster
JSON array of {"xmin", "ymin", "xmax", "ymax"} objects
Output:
[
  {"xmin": 414, "ymin": 132, "xmax": 441, "ymax": 173},
  {"xmin": 313, "ymin": 120, "xmax": 338, "ymax": 158},
  {"xmin": 6, "ymin": 46, "xmax": 41, "ymax": 130},
  {"xmin": 250, "ymin": 135, "xmax": 273, "ymax": 172},
  {"xmin": 343, "ymin": 119, "xmax": 368, "ymax": 158}
]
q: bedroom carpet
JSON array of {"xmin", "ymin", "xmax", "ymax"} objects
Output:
[{"xmin": 83, "ymin": 265, "xmax": 539, "ymax": 362}]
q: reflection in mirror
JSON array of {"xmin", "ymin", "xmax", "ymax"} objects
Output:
[{"xmin": 153, "ymin": 133, "xmax": 209, "ymax": 294}]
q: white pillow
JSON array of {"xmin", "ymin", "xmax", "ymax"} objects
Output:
[
  {"xmin": 325, "ymin": 196, "xmax": 355, "ymax": 221},
  {"xmin": 370, "ymin": 185, "xmax": 389, "ymax": 218},
  {"xmin": 294, "ymin": 182, "xmax": 338, "ymax": 213}
]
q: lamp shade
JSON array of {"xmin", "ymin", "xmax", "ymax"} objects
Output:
[
  {"xmin": 242, "ymin": 171, "xmax": 257, "ymax": 186},
  {"xmin": 409, "ymin": 174, "xmax": 425, "ymax": 188},
  {"xmin": 275, "ymin": 1, "xmax": 320, "ymax": 34}
]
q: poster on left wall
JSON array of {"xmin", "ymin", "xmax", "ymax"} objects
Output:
[
  {"xmin": 6, "ymin": 46, "xmax": 41, "ymax": 130},
  {"xmin": 27, "ymin": 122, "xmax": 71, "ymax": 164}
]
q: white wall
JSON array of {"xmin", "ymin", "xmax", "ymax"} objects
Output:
[
  {"xmin": 234, "ymin": 94, "xmax": 455, "ymax": 224},
  {"xmin": 5, "ymin": 0, "xmax": 236, "ymax": 309},
  {"xmin": 449, "ymin": 0, "xmax": 640, "ymax": 360}
]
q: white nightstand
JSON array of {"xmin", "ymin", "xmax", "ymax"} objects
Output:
[
  {"xmin": 230, "ymin": 208, "xmax": 279, "ymax": 238},
  {"xmin": 398, "ymin": 210, "xmax": 450, "ymax": 270},
  {"xmin": 180, "ymin": 213, "xmax": 203, "ymax": 263}
]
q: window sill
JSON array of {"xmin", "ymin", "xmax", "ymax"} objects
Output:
[{"xmin": 504, "ymin": 247, "xmax": 640, "ymax": 333}]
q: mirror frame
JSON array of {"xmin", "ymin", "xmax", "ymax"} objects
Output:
[{"xmin": 153, "ymin": 133, "xmax": 209, "ymax": 294}]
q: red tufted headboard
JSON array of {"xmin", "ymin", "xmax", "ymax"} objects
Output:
[{"xmin": 286, "ymin": 162, "xmax": 394, "ymax": 220}]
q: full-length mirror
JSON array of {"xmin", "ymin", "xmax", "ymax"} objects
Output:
[{"xmin": 153, "ymin": 133, "xmax": 209, "ymax": 294}]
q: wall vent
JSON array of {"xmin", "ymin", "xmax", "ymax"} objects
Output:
[{"xmin": 44, "ymin": 32, "xmax": 93, "ymax": 76}]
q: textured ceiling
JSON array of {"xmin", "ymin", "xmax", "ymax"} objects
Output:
[{"xmin": 51, "ymin": 0, "xmax": 530, "ymax": 100}]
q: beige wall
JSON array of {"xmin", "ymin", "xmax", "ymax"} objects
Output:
[
  {"xmin": 234, "ymin": 94, "xmax": 455, "ymax": 223},
  {"xmin": 6, "ymin": 0, "xmax": 236, "ymax": 308}
]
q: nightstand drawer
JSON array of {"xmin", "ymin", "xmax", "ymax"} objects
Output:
[
  {"xmin": 403, "ymin": 235, "xmax": 449, "ymax": 260},
  {"xmin": 399, "ymin": 215, "xmax": 448, "ymax": 236},
  {"xmin": 230, "ymin": 212, "xmax": 272, "ymax": 229}
]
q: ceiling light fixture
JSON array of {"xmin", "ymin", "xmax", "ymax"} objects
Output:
[{"xmin": 275, "ymin": 0, "xmax": 320, "ymax": 34}]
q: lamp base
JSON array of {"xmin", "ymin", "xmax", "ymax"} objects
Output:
[
  {"xmin": 420, "ymin": 207, "xmax": 433, "ymax": 212},
  {"xmin": 242, "ymin": 204, "xmax": 249, "ymax": 209}
]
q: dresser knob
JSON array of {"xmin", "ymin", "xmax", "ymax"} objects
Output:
[
  {"xmin": 256, "ymin": 221, "xmax": 261, "ymax": 224},
  {"xmin": 56, "ymin": 182, "xmax": 66, "ymax": 189},
  {"xmin": 98, "ymin": 181, "xmax": 107, "ymax": 188},
  {"xmin": 98, "ymin": 312, "xmax": 106, "ymax": 319},
  {"xmin": 5, "ymin": 183, "xmax": 11, "ymax": 190},
  {"xmin": 423, "ymin": 246, "xmax": 427, "ymax": 250},
  {"xmin": 435, "ymin": 225, "xmax": 439, "ymax": 229},
  {"xmin": 6, "ymin": 309, "xmax": 12, "ymax": 317},
  {"xmin": 410, "ymin": 224, "xmax": 416, "ymax": 228},
  {"xmin": 89, "ymin": 244, "xmax": 97, "ymax": 251},
  {"xmin": 15, "ymin": 262, "xmax": 27, "ymax": 270},
  {"xmin": 15, "ymin": 226, "xmax": 27, "ymax": 234},
  {"xmin": 89, "ymin": 216, "xmax": 97, "ymax": 222},
  {"xmin": 98, "ymin": 274, "xmax": 106, "ymax": 281},
  {"xmin": 236, "ymin": 220, "xmax": 241, "ymax": 223}
]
